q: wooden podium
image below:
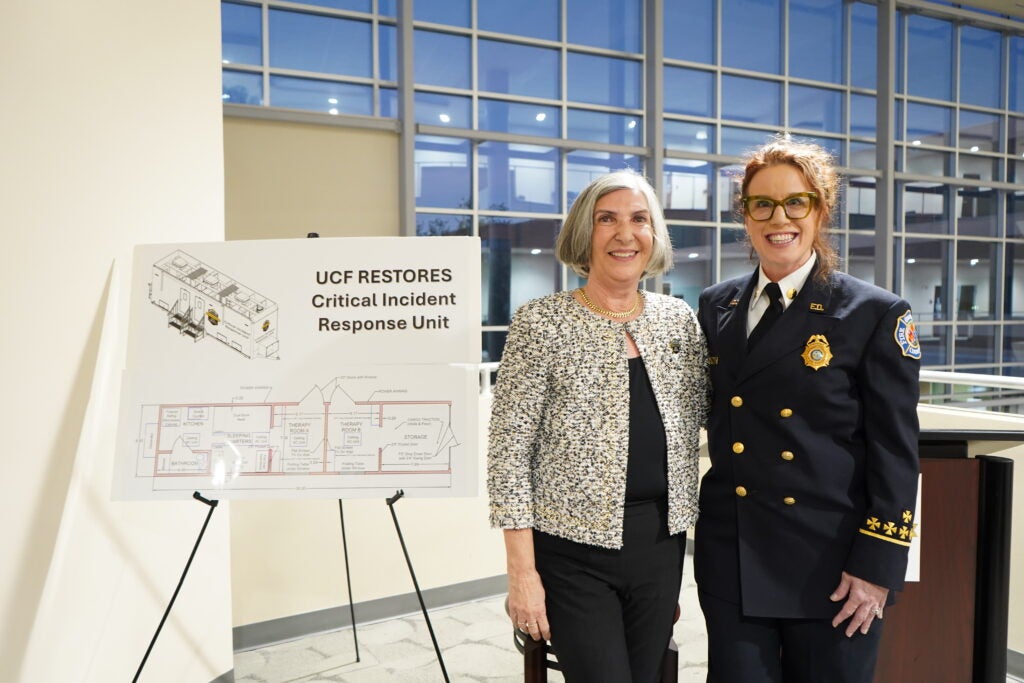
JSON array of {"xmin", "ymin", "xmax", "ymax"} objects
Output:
[{"xmin": 873, "ymin": 431, "xmax": 1014, "ymax": 683}]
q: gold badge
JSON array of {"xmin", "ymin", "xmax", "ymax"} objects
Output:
[
  {"xmin": 708, "ymin": 356, "xmax": 719, "ymax": 366},
  {"xmin": 801, "ymin": 334, "xmax": 832, "ymax": 370}
]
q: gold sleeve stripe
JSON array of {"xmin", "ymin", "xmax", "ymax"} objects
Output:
[{"xmin": 859, "ymin": 528, "xmax": 912, "ymax": 547}]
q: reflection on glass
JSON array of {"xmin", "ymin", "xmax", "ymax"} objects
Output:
[
  {"xmin": 664, "ymin": 0, "xmax": 713, "ymax": 63},
  {"xmin": 959, "ymin": 154, "xmax": 998, "ymax": 183},
  {"xmin": 666, "ymin": 226, "xmax": 714, "ymax": 301},
  {"xmin": 905, "ymin": 148, "xmax": 951, "ymax": 177},
  {"xmin": 379, "ymin": 24, "xmax": 396, "ymax": 81},
  {"xmin": 415, "ymin": 136, "xmax": 471, "ymax": 209},
  {"xmin": 960, "ymin": 26, "xmax": 1002, "ymax": 109},
  {"xmin": 721, "ymin": 127, "xmax": 775, "ymax": 158},
  {"xmin": 722, "ymin": 0, "xmax": 781, "ymax": 74},
  {"xmin": 568, "ymin": 53, "xmax": 641, "ymax": 108},
  {"xmin": 416, "ymin": 213, "xmax": 472, "ymax": 236},
  {"xmin": 269, "ymin": 10, "xmax": 371, "ymax": 77},
  {"xmin": 566, "ymin": 151, "xmax": 641, "ymax": 206},
  {"xmin": 788, "ymin": 85, "xmax": 842, "ymax": 133},
  {"xmin": 1005, "ymin": 243, "xmax": 1024, "ymax": 318},
  {"xmin": 789, "ymin": 0, "xmax": 842, "ymax": 83},
  {"xmin": 721, "ymin": 227, "xmax": 752, "ymax": 281},
  {"xmin": 906, "ymin": 14, "xmax": 953, "ymax": 101},
  {"xmin": 479, "ymin": 142, "xmax": 559, "ymax": 213},
  {"xmin": 415, "ymin": 30, "xmax": 470, "ymax": 88},
  {"xmin": 567, "ymin": 0, "xmax": 641, "ymax": 52},
  {"xmin": 664, "ymin": 67, "xmax": 714, "ymax": 117},
  {"xmin": 905, "ymin": 102, "xmax": 952, "ymax": 146},
  {"xmin": 956, "ymin": 186, "xmax": 998, "ymax": 237},
  {"xmin": 722, "ymin": 76, "xmax": 780, "ymax": 126},
  {"xmin": 270, "ymin": 77, "xmax": 373, "ymax": 115},
  {"xmin": 959, "ymin": 110, "xmax": 999, "ymax": 152},
  {"xmin": 479, "ymin": 39, "xmax": 560, "ymax": 99},
  {"xmin": 847, "ymin": 234, "xmax": 876, "ymax": 285},
  {"xmin": 955, "ymin": 241, "xmax": 997, "ymax": 319},
  {"xmin": 850, "ymin": 94, "xmax": 876, "ymax": 138},
  {"xmin": 1010, "ymin": 117, "xmax": 1024, "ymax": 160},
  {"xmin": 903, "ymin": 237, "xmax": 951, "ymax": 322},
  {"xmin": 1011, "ymin": 192, "xmax": 1024, "ymax": 238},
  {"xmin": 222, "ymin": 3, "xmax": 261, "ymax": 66},
  {"xmin": 663, "ymin": 161, "xmax": 712, "ymax": 222},
  {"xmin": 902, "ymin": 182, "xmax": 949, "ymax": 235},
  {"xmin": 568, "ymin": 109, "xmax": 642, "ymax": 146},
  {"xmin": 479, "ymin": 100, "xmax": 560, "ymax": 137},
  {"xmin": 1003, "ymin": 325, "xmax": 1024, "ymax": 364},
  {"xmin": 847, "ymin": 177, "xmax": 876, "ymax": 231},
  {"xmin": 955, "ymin": 324, "xmax": 996, "ymax": 365},
  {"xmin": 415, "ymin": 0, "xmax": 469, "ymax": 26},
  {"xmin": 717, "ymin": 163, "xmax": 744, "ymax": 223},
  {"xmin": 850, "ymin": 2, "xmax": 877, "ymax": 89},
  {"xmin": 416, "ymin": 92, "xmax": 471, "ymax": 127},
  {"xmin": 849, "ymin": 143, "xmax": 876, "ymax": 171},
  {"xmin": 301, "ymin": 0, "xmax": 370, "ymax": 11},
  {"xmin": 380, "ymin": 88, "xmax": 397, "ymax": 117},
  {"xmin": 479, "ymin": 0, "xmax": 557, "ymax": 40},
  {"xmin": 223, "ymin": 70, "xmax": 263, "ymax": 105},
  {"xmin": 480, "ymin": 216, "xmax": 562, "ymax": 326},
  {"xmin": 665, "ymin": 121, "xmax": 713, "ymax": 153},
  {"xmin": 1013, "ymin": 37, "xmax": 1024, "ymax": 112}
]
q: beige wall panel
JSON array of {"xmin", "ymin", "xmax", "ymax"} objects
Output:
[{"xmin": 224, "ymin": 118, "xmax": 401, "ymax": 240}]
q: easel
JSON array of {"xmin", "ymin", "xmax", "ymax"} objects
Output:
[{"xmin": 133, "ymin": 491, "xmax": 218, "ymax": 682}]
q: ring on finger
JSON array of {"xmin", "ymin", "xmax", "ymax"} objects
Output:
[{"xmin": 872, "ymin": 606, "xmax": 882, "ymax": 617}]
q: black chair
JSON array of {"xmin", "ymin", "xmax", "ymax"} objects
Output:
[{"xmin": 505, "ymin": 597, "xmax": 680, "ymax": 683}]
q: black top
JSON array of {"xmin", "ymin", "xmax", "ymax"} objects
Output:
[{"xmin": 625, "ymin": 356, "xmax": 668, "ymax": 502}]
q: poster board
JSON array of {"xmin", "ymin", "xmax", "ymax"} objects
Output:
[{"xmin": 113, "ymin": 236, "xmax": 481, "ymax": 500}]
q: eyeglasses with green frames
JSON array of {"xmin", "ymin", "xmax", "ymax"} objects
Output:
[{"xmin": 741, "ymin": 192, "xmax": 818, "ymax": 221}]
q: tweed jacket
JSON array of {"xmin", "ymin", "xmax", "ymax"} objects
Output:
[{"xmin": 487, "ymin": 290, "xmax": 709, "ymax": 549}]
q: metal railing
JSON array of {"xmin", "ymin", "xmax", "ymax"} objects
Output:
[{"xmin": 920, "ymin": 370, "xmax": 1024, "ymax": 413}]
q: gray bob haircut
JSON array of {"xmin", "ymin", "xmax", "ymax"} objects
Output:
[{"xmin": 556, "ymin": 169, "xmax": 673, "ymax": 279}]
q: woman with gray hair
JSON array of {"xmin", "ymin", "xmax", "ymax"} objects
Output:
[{"xmin": 488, "ymin": 169, "xmax": 708, "ymax": 682}]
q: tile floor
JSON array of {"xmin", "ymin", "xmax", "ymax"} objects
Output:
[{"xmin": 234, "ymin": 568, "xmax": 1021, "ymax": 683}]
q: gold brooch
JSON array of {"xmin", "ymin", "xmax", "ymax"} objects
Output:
[{"xmin": 801, "ymin": 334, "xmax": 832, "ymax": 370}]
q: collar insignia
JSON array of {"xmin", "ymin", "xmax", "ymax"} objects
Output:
[
  {"xmin": 809, "ymin": 302, "xmax": 825, "ymax": 312},
  {"xmin": 728, "ymin": 299, "xmax": 739, "ymax": 308}
]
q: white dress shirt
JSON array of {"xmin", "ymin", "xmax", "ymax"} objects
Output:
[{"xmin": 746, "ymin": 251, "xmax": 818, "ymax": 336}]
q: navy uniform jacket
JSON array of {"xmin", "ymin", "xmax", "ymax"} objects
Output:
[{"xmin": 695, "ymin": 266, "xmax": 920, "ymax": 619}]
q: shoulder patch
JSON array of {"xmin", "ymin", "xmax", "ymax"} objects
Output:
[{"xmin": 894, "ymin": 310, "xmax": 921, "ymax": 360}]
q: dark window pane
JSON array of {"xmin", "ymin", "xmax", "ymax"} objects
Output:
[
  {"xmin": 722, "ymin": 76, "xmax": 780, "ymax": 125},
  {"xmin": 379, "ymin": 24, "xmax": 396, "ymax": 81},
  {"xmin": 269, "ymin": 10, "xmax": 371, "ymax": 77},
  {"xmin": 906, "ymin": 14, "xmax": 953, "ymax": 101},
  {"xmin": 954, "ymin": 324, "xmax": 996, "ymax": 364},
  {"xmin": 416, "ymin": 92, "xmax": 472, "ymax": 128},
  {"xmin": 1003, "ymin": 326, "xmax": 1024, "ymax": 364},
  {"xmin": 222, "ymin": 2, "xmax": 261, "ymax": 66},
  {"xmin": 664, "ymin": 67, "xmax": 713, "ymax": 117},
  {"xmin": 416, "ymin": 136, "xmax": 471, "ymax": 209},
  {"xmin": 566, "ymin": 151, "xmax": 642, "ymax": 205},
  {"xmin": 270, "ymin": 76, "xmax": 372, "ymax": 115},
  {"xmin": 223, "ymin": 70, "xmax": 263, "ymax": 105},
  {"xmin": 902, "ymin": 182, "xmax": 950, "ymax": 235},
  {"xmin": 960, "ymin": 26, "xmax": 1001, "ymax": 109},
  {"xmin": 479, "ymin": 39, "xmax": 560, "ymax": 99},
  {"xmin": 789, "ymin": 85, "xmax": 842, "ymax": 133},
  {"xmin": 721, "ymin": 127, "xmax": 774, "ymax": 157},
  {"xmin": 481, "ymin": 217, "xmax": 562, "ymax": 326},
  {"xmin": 415, "ymin": 0, "xmax": 469, "ymax": 26},
  {"xmin": 479, "ymin": 142, "xmax": 559, "ymax": 213},
  {"xmin": 722, "ymin": 0, "xmax": 781, "ymax": 74},
  {"xmin": 665, "ymin": 121, "xmax": 713, "ymax": 154},
  {"xmin": 1012, "ymin": 37, "xmax": 1024, "ymax": 113},
  {"xmin": 789, "ymin": 0, "xmax": 842, "ymax": 83},
  {"xmin": 479, "ymin": 0, "xmax": 557, "ymax": 41},
  {"xmin": 1006, "ymin": 243, "xmax": 1024, "ymax": 317},
  {"xmin": 415, "ymin": 30, "xmax": 470, "ymax": 88},
  {"xmin": 479, "ymin": 99, "xmax": 561, "ymax": 137},
  {"xmin": 847, "ymin": 177, "xmax": 877, "ymax": 231},
  {"xmin": 483, "ymin": 330, "xmax": 508, "ymax": 363},
  {"xmin": 957, "ymin": 186, "xmax": 998, "ymax": 237},
  {"xmin": 568, "ymin": 109, "xmax": 642, "ymax": 146},
  {"xmin": 905, "ymin": 102, "xmax": 952, "ymax": 146},
  {"xmin": 664, "ymin": 161, "xmax": 712, "ymax": 223},
  {"xmin": 568, "ymin": 53, "xmax": 641, "ymax": 108},
  {"xmin": 567, "ymin": 0, "xmax": 641, "ymax": 53},
  {"xmin": 903, "ymin": 237, "xmax": 952, "ymax": 325},
  {"xmin": 416, "ymin": 213, "xmax": 472, "ymax": 236},
  {"xmin": 850, "ymin": 93, "xmax": 876, "ymax": 138},
  {"xmin": 300, "ymin": 0, "xmax": 371, "ymax": 10},
  {"xmin": 664, "ymin": 0, "xmax": 713, "ymax": 63},
  {"xmin": 955, "ymin": 242, "xmax": 998, "ymax": 320},
  {"xmin": 850, "ymin": 2, "xmax": 877, "ymax": 89},
  {"xmin": 1012, "ymin": 118, "xmax": 1024, "ymax": 171},
  {"xmin": 847, "ymin": 233, "xmax": 877, "ymax": 285},
  {"xmin": 1012, "ymin": 191, "xmax": 1024, "ymax": 238},
  {"xmin": 666, "ymin": 226, "xmax": 714, "ymax": 301},
  {"xmin": 959, "ymin": 111, "xmax": 999, "ymax": 153}
]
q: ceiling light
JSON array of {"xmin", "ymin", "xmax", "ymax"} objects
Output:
[
  {"xmin": 535, "ymin": 113, "xmax": 546, "ymax": 122},
  {"xmin": 688, "ymin": 252, "xmax": 699, "ymax": 259},
  {"xmin": 530, "ymin": 248, "xmax": 542, "ymax": 255},
  {"xmin": 222, "ymin": 59, "xmax": 230, "ymax": 64},
  {"xmin": 328, "ymin": 108, "xmax": 339, "ymax": 115},
  {"xmin": 907, "ymin": 258, "xmax": 916, "ymax": 264},
  {"xmin": 439, "ymin": 113, "xmax": 451, "ymax": 123},
  {"xmin": 695, "ymin": 130, "xmax": 708, "ymax": 140},
  {"xmin": 627, "ymin": 120, "xmax": 637, "ymax": 129},
  {"xmin": 911, "ymin": 140, "xmax": 922, "ymax": 146},
  {"xmin": 970, "ymin": 258, "xmax": 979, "ymax": 266},
  {"xmin": 970, "ymin": 145, "xmax": 979, "ymax": 152},
  {"xmin": 222, "ymin": 93, "xmax": 230, "ymax": 100},
  {"xmin": 328, "ymin": 97, "xmax": 339, "ymax": 104}
]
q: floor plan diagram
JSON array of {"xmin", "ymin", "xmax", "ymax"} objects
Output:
[{"xmin": 123, "ymin": 374, "xmax": 467, "ymax": 497}]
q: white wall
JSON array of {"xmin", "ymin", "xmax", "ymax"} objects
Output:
[{"xmin": 0, "ymin": 1, "xmax": 228, "ymax": 680}]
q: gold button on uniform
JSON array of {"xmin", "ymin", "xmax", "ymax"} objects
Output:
[
  {"xmin": 731, "ymin": 396, "xmax": 743, "ymax": 407},
  {"xmin": 732, "ymin": 442, "xmax": 745, "ymax": 454},
  {"xmin": 780, "ymin": 408, "xmax": 793, "ymax": 418},
  {"xmin": 781, "ymin": 450, "xmax": 795, "ymax": 461},
  {"xmin": 783, "ymin": 497, "xmax": 796, "ymax": 505},
  {"xmin": 735, "ymin": 486, "xmax": 748, "ymax": 497}
]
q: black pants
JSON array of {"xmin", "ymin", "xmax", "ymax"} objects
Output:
[
  {"xmin": 534, "ymin": 499, "xmax": 684, "ymax": 683},
  {"xmin": 699, "ymin": 589, "xmax": 884, "ymax": 683}
]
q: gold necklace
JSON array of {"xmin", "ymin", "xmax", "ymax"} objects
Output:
[{"xmin": 577, "ymin": 288, "xmax": 641, "ymax": 319}]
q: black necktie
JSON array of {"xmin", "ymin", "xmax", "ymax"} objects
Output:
[{"xmin": 748, "ymin": 282, "xmax": 783, "ymax": 350}]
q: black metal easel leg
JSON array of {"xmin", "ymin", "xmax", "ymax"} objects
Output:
[
  {"xmin": 386, "ymin": 490, "xmax": 450, "ymax": 683},
  {"xmin": 337, "ymin": 499, "xmax": 360, "ymax": 662},
  {"xmin": 133, "ymin": 491, "xmax": 219, "ymax": 683}
]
